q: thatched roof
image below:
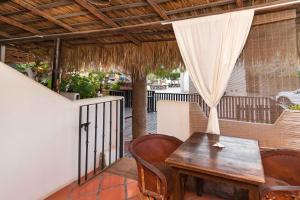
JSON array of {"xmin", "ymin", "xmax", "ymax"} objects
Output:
[
  {"xmin": 4, "ymin": 46, "xmax": 36, "ymax": 63},
  {"xmin": 61, "ymin": 41, "xmax": 183, "ymax": 74},
  {"xmin": 0, "ymin": 0, "xmax": 299, "ymax": 72}
]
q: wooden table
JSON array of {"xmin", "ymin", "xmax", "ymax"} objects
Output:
[{"xmin": 165, "ymin": 132, "xmax": 265, "ymax": 200}]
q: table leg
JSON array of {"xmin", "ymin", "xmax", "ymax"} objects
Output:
[
  {"xmin": 172, "ymin": 169, "xmax": 183, "ymax": 200},
  {"xmin": 196, "ymin": 178, "xmax": 204, "ymax": 196},
  {"xmin": 249, "ymin": 187, "xmax": 260, "ymax": 200}
]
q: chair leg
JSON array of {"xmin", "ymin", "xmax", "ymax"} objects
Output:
[
  {"xmin": 140, "ymin": 194, "xmax": 153, "ymax": 200},
  {"xmin": 148, "ymin": 196, "xmax": 153, "ymax": 200},
  {"xmin": 181, "ymin": 174, "xmax": 187, "ymax": 196},
  {"xmin": 196, "ymin": 178, "xmax": 204, "ymax": 196}
]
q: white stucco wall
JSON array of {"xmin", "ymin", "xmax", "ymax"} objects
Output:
[
  {"xmin": 0, "ymin": 62, "xmax": 122, "ymax": 200},
  {"xmin": 157, "ymin": 100, "xmax": 192, "ymax": 141}
]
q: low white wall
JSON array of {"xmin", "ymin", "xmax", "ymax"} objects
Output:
[
  {"xmin": 157, "ymin": 100, "xmax": 192, "ymax": 141},
  {"xmin": 157, "ymin": 100, "xmax": 300, "ymax": 150},
  {"xmin": 0, "ymin": 62, "xmax": 123, "ymax": 200}
]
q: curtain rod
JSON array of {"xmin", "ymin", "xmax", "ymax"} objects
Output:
[{"xmin": 161, "ymin": 0, "xmax": 300, "ymax": 25}]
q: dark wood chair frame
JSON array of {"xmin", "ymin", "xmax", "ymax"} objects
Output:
[
  {"xmin": 129, "ymin": 134, "xmax": 183, "ymax": 200},
  {"xmin": 260, "ymin": 149, "xmax": 300, "ymax": 200}
]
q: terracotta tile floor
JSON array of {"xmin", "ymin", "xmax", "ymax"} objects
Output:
[{"xmin": 46, "ymin": 172, "xmax": 221, "ymax": 200}]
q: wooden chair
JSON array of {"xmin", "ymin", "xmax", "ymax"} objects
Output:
[
  {"xmin": 260, "ymin": 149, "xmax": 300, "ymax": 200},
  {"xmin": 129, "ymin": 134, "xmax": 183, "ymax": 200}
]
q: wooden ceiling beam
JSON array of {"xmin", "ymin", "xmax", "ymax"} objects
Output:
[
  {"xmin": 51, "ymin": 0, "xmax": 169, "ymax": 20},
  {"xmin": 166, "ymin": 0, "xmax": 235, "ymax": 15},
  {"xmin": 13, "ymin": 0, "xmax": 76, "ymax": 32},
  {"xmin": 2, "ymin": 0, "xmax": 73, "ymax": 16},
  {"xmin": 0, "ymin": 30, "xmax": 12, "ymax": 38},
  {"xmin": 0, "ymin": 31, "xmax": 44, "ymax": 59},
  {"xmin": 13, "ymin": 0, "xmax": 105, "ymax": 47},
  {"xmin": 100, "ymin": 0, "xmax": 170, "ymax": 12},
  {"xmin": 68, "ymin": 36, "xmax": 176, "ymax": 46},
  {"xmin": 74, "ymin": 0, "xmax": 117, "ymax": 28},
  {"xmin": 21, "ymin": 0, "xmax": 232, "ymax": 33},
  {"xmin": 0, "ymin": 15, "xmax": 43, "ymax": 35},
  {"xmin": 24, "ymin": 12, "xmax": 157, "ymax": 26},
  {"xmin": 236, "ymin": 0, "xmax": 244, "ymax": 8},
  {"xmin": 1, "ymin": 0, "xmax": 299, "ymax": 44},
  {"xmin": 24, "ymin": 0, "xmax": 233, "ymax": 26},
  {"xmin": 74, "ymin": 0, "xmax": 140, "ymax": 45},
  {"xmin": 3, "ymin": 0, "xmax": 170, "ymax": 18},
  {"xmin": 0, "ymin": 21, "xmax": 163, "ymax": 43},
  {"xmin": 146, "ymin": 0, "xmax": 169, "ymax": 20},
  {"xmin": 37, "ymin": 0, "xmax": 73, "ymax": 9}
]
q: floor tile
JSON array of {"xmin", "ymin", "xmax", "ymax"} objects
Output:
[
  {"xmin": 45, "ymin": 183, "xmax": 74, "ymax": 200},
  {"xmin": 79, "ymin": 177, "xmax": 101, "ymax": 195},
  {"xmin": 99, "ymin": 185, "xmax": 125, "ymax": 200},
  {"xmin": 126, "ymin": 181, "xmax": 140, "ymax": 199},
  {"xmin": 100, "ymin": 173, "xmax": 125, "ymax": 189},
  {"xmin": 73, "ymin": 193, "xmax": 98, "ymax": 200},
  {"xmin": 46, "ymin": 172, "xmax": 223, "ymax": 200}
]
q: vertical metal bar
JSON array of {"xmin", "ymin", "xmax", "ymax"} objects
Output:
[
  {"xmin": 102, "ymin": 103, "xmax": 106, "ymax": 169},
  {"xmin": 78, "ymin": 106, "xmax": 82, "ymax": 185},
  {"xmin": 130, "ymin": 90, "xmax": 133, "ymax": 108},
  {"xmin": 119, "ymin": 99, "xmax": 124, "ymax": 158},
  {"xmin": 85, "ymin": 105, "xmax": 90, "ymax": 181},
  {"xmin": 93, "ymin": 104, "xmax": 98, "ymax": 174},
  {"xmin": 109, "ymin": 101, "xmax": 112, "ymax": 165},
  {"xmin": 115, "ymin": 100, "xmax": 119, "ymax": 160},
  {"xmin": 147, "ymin": 92, "xmax": 150, "ymax": 112}
]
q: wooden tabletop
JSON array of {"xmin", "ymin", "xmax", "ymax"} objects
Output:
[{"xmin": 165, "ymin": 132, "xmax": 265, "ymax": 185}]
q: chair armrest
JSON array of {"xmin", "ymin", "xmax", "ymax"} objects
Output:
[
  {"xmin": 261, "ymin": 186, "xmax": 300, "ymax": 200},
  {"xmin": 135, "ymin": 158, "xmax": 169, "ymax": 197}
]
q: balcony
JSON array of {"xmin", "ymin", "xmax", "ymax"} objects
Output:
[{"xmin": 1, "ymin": 0, "xmax": 300, "ymax": 200}]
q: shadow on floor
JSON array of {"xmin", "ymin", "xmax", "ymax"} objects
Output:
[{"xmin": 46, "ymin": 158, "xmax": 222, "ymax": 200}]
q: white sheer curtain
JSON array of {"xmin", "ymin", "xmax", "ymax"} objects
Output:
[{"xmin": 173, "ymin": 10, "xmax": 254, "ymax": 135}]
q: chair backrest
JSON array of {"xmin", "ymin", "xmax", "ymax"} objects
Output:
[
  {"xmin": 130, "ymin": 134, "xmax": 183, "ymax": 164},
  {"xmin": 129, "ymin": 134, "xmax": 183, "ymax": 199},
  {"xmin": 261, "ymin": 149, "xmax": 300, "ymax": 185}
]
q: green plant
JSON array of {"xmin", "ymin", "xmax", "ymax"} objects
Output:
[
  {"xmin": 147, "ymin": 73, "xmax": 157, "ymax": 82},
  {"xmin": 169, "ymin": 71, "xmax": 180, "ymax": 80},
  {"xmin": 60, "ymin": 71, "xmax": 108, "ymax": 99},
  {"xmin": 103, "ymin": 83, "xmax": 110, "ymax": 90},
  {"xmin": 60, "ymin": 73, "xmax": 98, "ymax": 99},
  {"xmin": 88, "ymin": 71, "xmax": 106, "ymax": 90},
  {"xmin": 110, "ymin": 82, "xmax": 121, "ymax": 90},
  {"xmin": 14, "ymin": 63, "xmax": 33, "ymax": 73},
  {"xmin": 149, "ymin": 68, "xmax": 181, "ymax": 81},
  {"xmin": 13, "ymin": 61, "xmax": 51, "ymax": 88},
  {"xmin": 156, "ymin": 68, "xmax": 171, "ymax": 79},
  {"xmin": 289, "ymin": 104, "xmax": 300, "ymax": 110}
]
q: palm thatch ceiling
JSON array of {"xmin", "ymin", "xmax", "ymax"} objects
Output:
[
  {"xmin": 1, "ymin": 0, "xmax": 299, "ymax": 45},
  {"xmin": 0, "ymin": 0, "xmax": 299, "ymax": 68}
]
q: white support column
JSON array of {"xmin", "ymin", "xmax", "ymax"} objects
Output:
[{"xmin": 0, "ymin": 45, "xmax": 5, "ymax": 62}]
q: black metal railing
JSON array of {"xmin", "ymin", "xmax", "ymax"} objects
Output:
[
  {"xmin": 149, "ymin": 92, "xmax": 207, "ymax": 113},
  {"xmin": 149, "ymin": 92, "xmax": 282, "ymax": 123},
  {"xmin": 109, "ymin": 90, "xmax": 132, "ymax": 108},
  {"xmin": 109, "ymin": 90, "xmax": 283, "ymax": 124},
  {"xmin": 78, "ymin": 98, "xmax": 124, "ymax": 185}
]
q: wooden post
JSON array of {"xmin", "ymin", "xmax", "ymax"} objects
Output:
[
  {"xmin": 0, "ymin": 45, "xmax": 5, "ymax": 62},
  {"xmin": 132, "ymin": 72, "xmax": 147, "ymax": 139},
  {"xmin": 51, "ymin": 38, "xmax": 62, "ymax": 92}
]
